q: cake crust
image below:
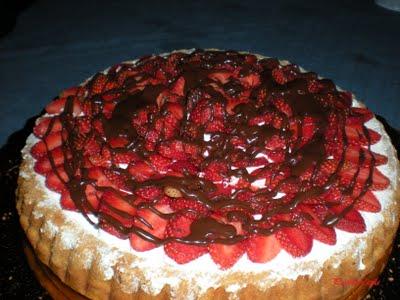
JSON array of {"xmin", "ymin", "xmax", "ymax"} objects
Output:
[{"xmin": 16, "ymin": 50, "xmax": 400, "ymax": 300}]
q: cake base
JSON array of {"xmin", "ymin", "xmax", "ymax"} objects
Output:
[
  {"xmin": 23, "ymin": 234, "xmax": 393, "ymax": 300},
  {"xmin": 23, "ymin": 238, "xmax": 88, "ymax": 300}
]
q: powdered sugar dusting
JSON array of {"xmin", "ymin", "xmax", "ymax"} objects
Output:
[{"xmin": 60, "ymin": 229, "xmax": 78, "ymax": 250}]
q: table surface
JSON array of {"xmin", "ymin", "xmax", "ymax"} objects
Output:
[{"xmin": 0, "ymin": 0, "xmax": 399, "ymax": 146}]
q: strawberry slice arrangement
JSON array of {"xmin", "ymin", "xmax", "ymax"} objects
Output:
[{"xmin": 31, "ymin": 50, "xmax": 390, "ymax": 269}]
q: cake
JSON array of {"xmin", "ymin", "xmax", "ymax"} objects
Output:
[{"xmin": 16, "ymin": 49, "xmax": 400, "ymax": 299}]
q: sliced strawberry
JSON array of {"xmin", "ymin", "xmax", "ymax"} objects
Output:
[
  {"xmin": 272, "ymin": 98, "xmax": 292, "ymax": 117},
  {"xmin": 102, "ymin": 189, "xmax": 136, "ymax": 216},
  {"xmin": 99, "ymin": 205, "xmax": 134, "ymax": 238},
  {"xmin": 89, "ymin": 73, "xmax": 108, "ymax": 95},
  {"xmin": 169, "ymin": 198, "xmax": 208, "ymax": 215},
  {"xmin": 134, "ymin": 186, "xmax": 162, "ymax": 201},
  {"xmin": 276, "ymin": 227, "xmax": 313, "ymax": 257},
  {"xmin": 165, "ymin": 102, "xmax": 184, "ymax": 120},
  {"xmin": 103, "ymin": 169, "xmax": 128, "ymax": 191},
  {"xmin": 208, "ymin": 72, "xmax": 232, "ymax": 84},
  {"xmin": 34, "ymin": 147, "xmax": 71, "ymax": 174},
  {"xmin": 87, "ymin": 167, "xmax": 111, "ymax": 187},
  {"xmin": 371, "ymin": 151, "xmax": 388, "ymax": 166},
  {"xmin": 345, "ymin": 125, "xmax": 381, "ymax": 146},
  {"xmin": 164, "ymin": 213, "xmax": 208, "ymax": 264},
  {"xmin": 331, "ymin": 207, "xmax": 366, "ymax": 233},
  {"xmin": 31, "ymin": 132, "xmax": 63, "ymax": 158},
  {"xmin": 128, "ymin": 161, "xmax": 156, "ymax": 182},
  {"xmin": 45, "ymin": 97, "xmax": 81, "ymax": 115},
  {"xmin": 85, "ymin": 184, "xmax": 100, "ymax": 211},
  {"xmin": 130, "ymin": 204, "xmax": 171, "ymax": 251},
  {"xmin": 45, "ymin": 97, "xmax": 66, "ymax": 114},
  {"xmin": 208, "ymin": 242, "xmax": 245, "ymax": 269},
  {"xmin": 170, "ymin": 76, "xmax": 185, "ymax": 96},
  {"xmin": 239, "ymin": 73, "xmax": 260, "ymax": 88},
  {"xmin": 33, "ymin": 117, "xmax": 62, "ymax": 138},
  {"xmin": 246, "ymin": 234, "xmax": 281, "ymax": 263},
  {"xmin": 108, "ymin": 137, "xmax": 129, "ymax": 148},
  {"xmin": 59, "ymin": 86, "xmax": 80, "ymax": 98},
  {"xmin": 45, "ymin": 167, "xmax": 68, "ymax": 192},
  {"xmin": 114, "ymin": 152, "xmax": 140, "ymax": 164},
  {"xmin": 370, "ymin": 167, "xmax": 390, "ymax": 190},
  {"xmin": 148, "ymin": 154, "xmax": 171, "ymax": 173},
  {"xmin": 299, "ymin": 220, "xmax": 336, "ymax": 245},
  {"xmin": 203, "ymin": 161, "xmax": 228, "ymax": 181},
  {"xmin": 355, "ymin": 190, "xmax": 381, "ymax": 212},
  {"xmin": 60, "ymin": 190, "xmax": 76, "ymax": 210}
]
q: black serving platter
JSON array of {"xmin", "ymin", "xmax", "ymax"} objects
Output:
[{"xmin": 0, "ymin": 114, "xmax": 399, "ymax": 299}]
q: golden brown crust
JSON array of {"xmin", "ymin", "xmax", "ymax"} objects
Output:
[{"xmin": 16, "ymin": 50, "xmax": 400, "ymax": 300}]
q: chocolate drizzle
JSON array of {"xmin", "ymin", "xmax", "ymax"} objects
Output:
[{"xmin": 38, "ymin": 50, "xmax": 382, "ymax": 247}]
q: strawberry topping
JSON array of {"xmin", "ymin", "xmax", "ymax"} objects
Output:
[{"xmin": 30, "ymin": 50, "xmax": 390, "ymax": 269}]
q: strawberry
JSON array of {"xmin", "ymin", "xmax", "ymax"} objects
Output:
[
  {"xmin": 108, "ymin": 137, "xmax": 129, "ymax": 148},
  {"xmin": 299, "ymin": 220, "xmax": 336, "ymax": 245},
  {"xmin": 60, "ymin": 190, "xmax": 76, "ymax": 210},
  {"xmin": 345, "ymin": 125, "xmax": 381, "ymax": 146},
  {"xmin": 158, "ymin": 140, "xmax": 186, "ymax": 160},
  {"xmin": 31, "ymin": 132, "xmax": 64, "ymax": 159},
  {"xmin": 164, "ymin": 213, "xmax": 208, "ymax": 264},
  {"xmin": 355, "ymin": 190, "xmax": 381, "ymax": 212},
  {"xmin": 370, "ymin": 167, "xmax": 390, "ymax": 190},
  {"xmin": 134, "ymin": 186, "xmax": 162, "ymax": 201},
  {"xmin": 34, "ymin": 147, "xmax": 71, "ymax": 174},
  {"xmin": 208, "ymin": 72, "xmax": 232, "ymax": 84},
  {"xmin": 45, "ymin": 167, "xmax": 69, "ymax": 192},
  {"xmin": 330, "ymin": 206, "xmax": 366, "ymax": 233},
  {"xmin": 165, "ymin": 102, "xmax": 184, "ymax": 120},
  {"xmin": 208, "ymin": 242, "xmax": 245, "ymax": 269},
  {"xmin": 170, "ymin": 76, "xmax": 185, "ymax": 96},
  {"xmin": 130, "ymin": 204, "xmax": 171, "ymax": 251},
  {"xmin": 103, "ymin": 169, "xmax": 128, "ymax": 191},
  {"xmin": 272, "ymin": 98, "xmax": 292, "ymax": 117},
  {"xmin": 99, "ymin": 204, "xmax": 134, "ymax": 237},
  {"xmin": 203, "ymin": 161, "xmax": 228, "ymax": 181},
  {"xmin": 239, "ymin": 73, "xmax": 260, "ymax": 88},
  {"xmin": 33, "ymin": 117, "xmax": 62, "ymax": 138},
  {"xmin": 371, "ymin": 151, "xmax": 388, "ymax": 166},
  {"xmin": 89, "ymin": 73, "xmax": 108, "ymax": 95},
  {"xmin": 85, "ymin": 184, "xmax": 100, "ymax": 211},
  {"xmin": 45, "ymin": 97, "xmax": 66, "ymax": 114},
  {"xmin": 76, "ymin": 117, "xmax": 92, "ymax": 134},
  {"xmin": 276, "ymin": 227, "xmax": 313, "ymax": 257},
  {"xmin": 87, "ymin": 167, "xmax": 112, "ymax": 187},
  {"xmin": 45, "ymin": 97, "xmax": 81, "ymax": 115},
  {"xmin": 128, "ymin": 161, "xmax": 156, "ymax": 182},
  {"xmin": 169, "ymin": 160, "xmax": 198, "ymax": 175},
  {"xmin": 148, "ymin": 154, "xmax": 172, "ymax": 173},
  {"xmin": 246, "ymin": 234, "xmax": 281, "ymax": 263},
  {"xmin": 102, "ymin": 189, "xmax": 136, "ymax": 216},
  {"xmin": 271, "ymin": 67, "xmax": 288, "ymax": 85},
  {"xmin": 114, "ymin": 152, "xmax": 140, "ymax": 164},
  {"xmin": 169, "ymin": 198, "xmax": 208, "ymax": 215},
  {"xmin": 59, "ymin": 86, "xmax": 80, "ymax": 98}
]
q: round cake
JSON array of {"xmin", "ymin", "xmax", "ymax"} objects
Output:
[{"xmin": 16, "ymin": 49, "xmax": 400, "ymax": 299}]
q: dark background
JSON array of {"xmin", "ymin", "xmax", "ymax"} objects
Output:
[{"xmin": 0, "ymin": 0, "xmax": 400, "ymax": 147}]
